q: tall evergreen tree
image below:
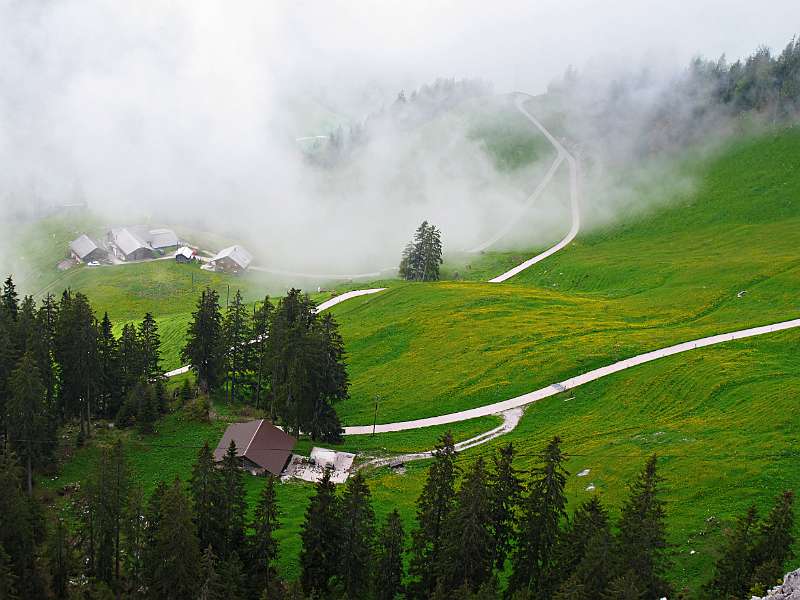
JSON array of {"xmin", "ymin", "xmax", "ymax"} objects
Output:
[
  {"xmin": 223, "ymin": 290, "xmax": 250, "ymax": 404},
  {"xmin": 123, "ymin": 486, "xmax": 146, "ymax": 597},
  {"xmin": 409, "ymin": 431, "xmax": 458, "ymax": 598},
  {"xmin": 509, "ymin": 436, "xmax": 569, "ymax": 597},
  {"xmin": 299, "ymin": 467, "xmax": 341, "ymax": 597},
  {"xmin": 219, "ymin": 441, "xmax": 247, "ymax": 558},
  {"xmin": 337, "ymin": 471, "xmax": 375, "ymax": 598},
  {"xmin": 250, "ymin": 296, "xmax": 273, "ymax": 410},
  {"xmin": 117, "ymin": 322, "xmax": 143, "ymax": 395},
  {"xmin": 182, "ymin": 288, "xmax": 224, "ymax": 393},
  {"xmin": 250, "ymin": 475, "xmax": 281, "ymax": 598},
  {"xmin": 398, "ymin": 222, "xmax": 443, "ymax": 281},
  {"xmin": 373, "ymin": 509, "xmax": 405, "ymax": 600},
  {"xmin": 0, "ymin": 544, "xmax": 19, "ymax": 600},
  {"xmin": 96, "ymin": 313, "xmax": 119, "ymax": 419},
  {"xmin": 749, "ymin": 490, "xmax": 795, "ymax": 594},
  {"xmin": 488, "ymin": 442, "xmax": 522, "ymax": 569},
  {"xmin": 7, "ymin": 352, "xmax": 49, "ymax": 495},
  {"xmin": 139, "ymin": 312, "xmax": 162, "ymax": 381},
  {"xmin": 703, "ymin": 505, "xmax": 759, "ymax": 599},
  {"xmin": 147, "ymin": 478, "xmax": 201, "ymax": 599},
  {"xmin": 190, "ymin": 442, "xmax": 225, "ymax": 554},
  {"xmin": 616, "ymin": 454, "xmax": 671, "ymax": 599},
  {"xmin": 1, "ymin": 275, "xmax": 19, "ymax": 321},
  {"xmin": 199, "ymin": 545, "xmax": 225, "ymax": 600},
  {"xmin": 440, "ymin": 456, "xmax": 494, "ymax": 593}
]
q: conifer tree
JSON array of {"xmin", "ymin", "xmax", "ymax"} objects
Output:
[
  {"xmin": 440, "ymin": 456, "xmax": 494, "ymax": 592},
  {"xmin": 703, "ymin": 505, "xmax": 759, "ymax": 599},
  {"xmin": 148, "ymin": 478, "xmax": 201, "ymax": 599},
  {"xmin": 139, "ymin": 312, "xmax": 162, "ymax": 380},
  {"xmin": 199, "ymin": 545, "xmax": 225, "ymax": 600},
  {"xmin": 223, "ymin": 290, "xmax": 250, "ymax": 403},
  {"xmin": 373, "ymin": 509, "xmax": 405, "ymax": 600},
  {"xmin": 489, "ymin": 442, "xmax": 522, "ymax": 569},
  {"xmin": 250, "ymin": 475, "xmax": 281, "ymax": 597},
  {"xmin": 123, "ymin": 486, "xmax": 146, "ymax": 596},
  {"xmin": 250, "ymin": 296, "xmax": 273, "ymax": 409},
  {"xmin": 190, "ymin": 442, "xmax": 225, "ymax": 554},
  {"xmin": 0, "ymin": 544, "xmax": 19, "ymax": 600},
  {"xmin": 183, "ymin": 288, "xmax": 224, "ymax": 393},
  {"xmin": 409, "ymin": 431, "xmax": 458, "ymax": 598},
  {"xmin": 8, "ymin": 352, "xmax": 50, "ymax": 495},
  {"xmin": 219, "ymin": 552, "xmax": 245, "ymax": 600},
  {"xmin": 603, "ymin": 572, "xmax": 645, "ymax": 600},
  {"xmin": 1, "ymin": 275, "xmax": 19, "ymax": 321},
  {"xmin": 398, "ymin": 221, "xmax": 444, "ymax": 281},
  {"xmin": 96, "ymin": 313, "xmax": 119, "ymax": 419},
  {"xmin": 300, "ymin": 467, "xmax": 341, "ymax": 597},
  {"xmin": 616, "ymin": 454, "xmax": 671, "ymax": 599},
  {"xmin": 337, "ymin": 471, "xmax": 375, "ymax": 598},
  {"xmin": 749, "ymin": 490, "xmax": 795, "ymax": 594},
  {"xmin": 47, "ymin": 517, "xmax": 71, "ymax": 600},
  {"xmin": 118, "ymin": 322, "xmax": 143, "ymax": 394},
  {"xmin": 509, "ymin": 436, "xmax": 569, "ymax": 596},
  {"xmin": 220, "ymin": 441, "xmax": 247, "ymax": 558},
  {"xmin": 136, "ymin": 384, "xmax": 158, "ymax": 434}
]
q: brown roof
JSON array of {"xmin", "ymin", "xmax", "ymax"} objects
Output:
[{"xmin": 214, "ymin": 419, "xmax": 296, "ymax": 476}]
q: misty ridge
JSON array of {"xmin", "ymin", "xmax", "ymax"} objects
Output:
[{"xmin": 0, "ymin": 0, "xmax": 798, "ymax": 278}]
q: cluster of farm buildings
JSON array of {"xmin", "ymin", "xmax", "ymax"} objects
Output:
[{"xmin": 67, "ymin": 226, "xmax": 253, "ymax": 274}]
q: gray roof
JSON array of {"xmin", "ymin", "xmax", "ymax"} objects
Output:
[
  {"xmin": 69, "ymin": 234, "xmax": 100, "ymax": 260},
  {"xmin": 211, "ymin": 245, "xmax": 253, "ymax": 269},
  {"xmin": 111, "ymin": 228, "xmax": 152, "ymax": 257},
  {"xmin": 148, "ymin": 228, "xmax": 179, "ymax": 249}
]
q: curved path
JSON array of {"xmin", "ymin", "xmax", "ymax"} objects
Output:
[
  {"xmin": 343, "ymin": 317, "xmax": 800, "ymax": 435},
  {"xmin": 486, "ymin": 93, "xmax": 581, "ymax": 283},
  {"xmin": 250, "ymin": 265, "xmax": 396, "ymax": 281}
]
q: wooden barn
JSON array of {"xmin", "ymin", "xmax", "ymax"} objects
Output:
[
  {"xmin": 209, "ymin": 245, "xmax": 253, "ymax": 273},
  {"xmin": 108, "ymin": 228, "xmax": 154, "ymax": 261},
  {"xmin": 214, "ymin": 419, "xmax": 296, "ymax": 476},
  {"xmin": 69, "ymin": 234, "xmax": 108, "ymax": 263}
]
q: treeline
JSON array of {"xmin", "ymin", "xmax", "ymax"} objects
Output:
[
  {"xmin": 0, "ymin": 276, "xmax": 167, "ymax": 495},
  {"xmin": 399, "ymin": 221, "xmax": 443, "ymax": 282},
  {"xmin": 0, "ymin": 433, "xmax": 794, "ymax": 599},
  {"xmin": 182, "ymin": 287, "xmax": 348, "ymax": 441}
]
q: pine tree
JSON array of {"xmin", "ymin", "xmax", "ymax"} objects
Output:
[
  {"xmin": 136, "ymin": 384, "xmax": 158, "ymax": 434},
  {"xmin": 148, "ymin": 478, "xmax": 201, "ymax": 599},
  {"xmin": 190, "ymin": 442, "xmax": 225, "ymax": 554},
  {"xmin": 139, "ymin": 312, "xmax": 162, "ymax": 381},
  {"xmin": 47, "ymin": 517, "xmax": 71, "ymax": 600},
  {"xmin": 199, "ymin": 545, "xmax": 226, "ymax": 600},
  {"xmin": 337, "ymin": 471, "xmax": 375, "ymax": 598},
  {"xmin": 123, "ymin": 486, "xmax": 146, "ymax": 597},
  {"xmin": 251, "ymin": 296, "xmax": 273, "ymax": 410},
  {"xmin": 96, "ymin": 313, "xmax": 120, "ymax": 419},
  {"xmin": 616, "ymin": 454, "xmax": 671, "ymax": 599},
  {"xmin": 219, "ymin": 552, "xmax": 245, "ymax": 600},
  {"xmin": 373, "ymin": 509, "xmax": 405, "ymax": 600},
  {"xmin": 703, "ymin": 505, "xmax": 759, "ymax": 599},
  {"xmin": 488, "ymin": 442, "xmax": 522, "ymax": 569},
  {"xmin": 223, "ymin": 290, "xmax": 250, "ymax": 403},
  {"xmin": 440, "ymin": 456, "xmax": 494, "ymax": 593},
  {"xmin": 7, "ymin": 352, "xmax": 49, "ymax": 495},
  {"xmin": 1, "ymin": 275, "xmax": 19, "ymax": 321},
  {"xmin": 603, "ymin": 572, "xmax": 645, "ymax": 600},
  {"xmin": 300, "ymin": 467, "xmax": 341, "ymax": 597},
  {"xmin": 182, "ymin": 288, "xmax": 224, "ymax": 393},
  {"xmin": 509, "ymin": 436, "xmax": 569, "ymax": 596},
  {"xmin": 0, "ymin": 544, "xmax": 20, "ymax": 600},
  {"xmin": 409, "ymin": 431, "xmax": 458, "ymax": 598},
  {"xmin": 118, "ymin": 322, "xmax": 143, "ymax": 394},
  {"xmin": 220, "ymin": 441, "xmax": 247, "ymax": 558},
  {"xmin": 250, "ymin": 475, "xmax": 281, "ymax": 597}
]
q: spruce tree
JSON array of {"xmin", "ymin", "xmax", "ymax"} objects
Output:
[
  {"xmin": 182, "ymin": 288, "xmax": 224, "ymax": 393},
  {"xmin": 96, "ymin": 313, "xmax": 120, "ymax": 419},
  {"xmin": 220, "ymin": 440, "xmax": 247, "ymax": 558},
  {"xmin": 603, "ymin": 572, "xmax": 645, "ymax": 600},
  {"xmin": 409, "ymin": 431, "xmax": 458, "ymax": 598},
  {"xmin": 223, "ymin": 290, "xmax": 250, "ymax": 404},
  {"xmin": 703, "ymin": 505, "xmax": 759, "ymax": 599},
  {"xmin": 219, "ymin": 552, "xmax": 245, "ymax": 600},
  {"xmin": 190, "ymin": 442, "xmax": 225, "ymax": 554},
  {"xmin": 148, "ymin": 478, "xmax": 201, "ymax": 599},
  {"xmin": 440, "ymin": 456, "xmax": 494, "ymax": 592},
  {"xmin": 509, "ymin": 436, "xmax": 569, "ymax": 596},
  {"xmin": 1, "ymin": 275, "xmax": 19, "ymax": 321},
  {"xmin": 373, "ymin": 509, "xmax": 405, "ymax": 600},
  {"xmin": 337, "ymin": 471, "xmax": 375, "ymax": 598},
  {"xmin": 250, "ymin": 475, "xmax": 281, "ymax": 597},
  {"xmin": 118, "ymin": 322, "xmax": 143, "ymax": 394},
  {"xmin": 616, "ymin": 454, "xmax": 671, "ymax": 599},
  {"xmin": 488, "ymin": 442, "xmax": 522, "ymax": 569},
  {"xmin": 299, "ymin": 467, "xmax": 341, "ymax": 597},
  {"xmin": 749, "ymin": 490, "xmax": 795, "ymax": 594},
  {"xmin": 0, "ymin": 544, "xmax": 19, "ymax": 600},
  {"xmin": 139, "ymin": 312, "xmax": 162, "ymax": 381},
  {"xmin": 123, "ymin": 486, "xmax": 146, "ymax": 596},
  {"xmin": 250, "ymin": 296, "xmax": 273, "ymax": 409},
  {"xmin": 199, "ymin": 545, "xmax": 225, "ymax": 600},
  {"xmin": 7, "ymin": 352, "xmax": 48, "ymax": 495}
]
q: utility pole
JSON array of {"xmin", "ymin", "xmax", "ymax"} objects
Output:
[{"xmin": 372, "ymin": 395, "xmax": 380, "ymax": 437}]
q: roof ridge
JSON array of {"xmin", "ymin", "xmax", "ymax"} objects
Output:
[{"xmin": 243, "ymin": 419, "xmax": 264, "ymax": 455}]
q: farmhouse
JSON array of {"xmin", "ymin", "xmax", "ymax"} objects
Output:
[
  {"xmin": 209, "ymin": 245, "xmax": 253, "ymax": 273},
  {"xmin": 146, "ymin": 227, "xmax": 179, "ymax": 250},
  {"xmin": 214, "ymin": 419, "xmax": 296, "ymax": 476},
  {"xmin": 68, "ymin": 234, "xmax": 107, "ymax": 263},
  {"xmin": 108, "ymin": 228, "xmax": 154, "ymax": 261}
]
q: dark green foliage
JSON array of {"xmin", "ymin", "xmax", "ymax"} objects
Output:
[
  {"xmin": 190, "ymin": 442, "xmax": 225, "ymax": 555},
  {"xmin": 616, "ymin": 454, "xmax": 671, "ymax": 599},
  {"xmin": 604, "ymin": 572, "xmax": 646, "ymax": 600},
  {"xmin": 47, "ymin": 517, "xmax": 71, "ymax": 599},
  {"xmin": 219, "ymin": 552, "xmax": 245, "ymax": 600},
  {"xmin": 399, "ymin": 221, "xmax": 444, "ymax": 281},
  {"xmin": 300, "ymin": 467, "xmax": 341, "ymax": 597},
  {"xmin": 199, "ymin": 545, "xmax": 226, "ymax": 600},
  {"xmin": 440, "ymin": 456, "xmax": 494, "ymax": 592},
  {"xmin": 223, "ymin": 290, "xmax": 250, "ymax": 403},
  {"xmin": 182, "ymin": 288, "xmax": 224, "ymax": 393},
  {"xmin": 509, "ymin": 436, "xmax": 569, "ymax": 596},
  {"xmin": 139, "ymin": 312, "xmax": 162, "ymax": 380},
  {"xmin": 220, "ymin": 441, "xmax": 247, "ymax": 559},
  {"xmin": 749, "ymin": 490, "xmax": 795, "ymax": 593},
  {"xmin": 96, "ymin": 313, "xmax": 120, "ymax": 419},
  {"xmin": 409, "ymin": 431, "xmax": 458, "ymax": 598},
  {"xmin": 1, "ymin": 276, "xmax": 19, "ymax": 321},
  {"xmin": 337, "ymin": 471, "xmax": 375, "ymax": 598},
  {"xmin": 250, "ymin": 476, "xmax": 281, "ymax": 597},
  {"xmin": 118, "ymin": 322, "xmax": 143, "ymax": 394},
  {"xmin": 250, "ymin": 296, "xmax": 273, "ymax": 410},
  {"xmin": 136, "ymin": 384, "xmax": 159, "ymax": 434},
  {"xmin": 0, "ymin": 543, "xmax": 19, "ymax": 600},
  {"xmin": 373, "ymin": 509, "xmax": 405, "ymax": 600},
  {"xmin": 488, "ymin": 442, "xmax": 522, "ymax": 569},
  {"xmin": 703, "ymin": 505, "xmax": 760, "ymax": 599}
]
